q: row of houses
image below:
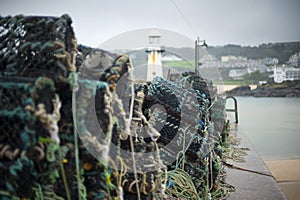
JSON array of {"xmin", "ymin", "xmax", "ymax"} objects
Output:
[
  {"xmin": 227, "ymin": 64, "xmax": 300, "ymax": 83},
  {"xmin": 199, "ymin": 55, "xmax": 279, "ymax": 68},
  {"xmin": 200, "ymin": 53, "xmax": 300, "ymax": 83},
  {"xmin": 162, "ymin": 51, "xmax": 300, "ymax": 83}
]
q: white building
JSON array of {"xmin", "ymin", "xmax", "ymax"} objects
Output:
[
  {"xmin": 288, "ymin": 52, "xmax": 300, "ymax": 66},
  {"xmin": 273, "ymin": 65, "xmax": 300, "ymax": 83},
  {"xmin": 228, "ymin": 69, "xmax": 248, "ymax": 80},
  {"xmin": 221, "ymin": 55, "xmax": 247, "ymax": 62}
]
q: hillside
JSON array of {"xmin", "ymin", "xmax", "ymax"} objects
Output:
[
  {"xmin": 166, "ymin": 41, "xmax": 300, "ymax": 64},
  {"xmin": 226, "ymin": 80, "xmax": 300, "ymax": 97}
]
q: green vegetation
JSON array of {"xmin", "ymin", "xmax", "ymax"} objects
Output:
[
  {"xmin": 242, "ymin": 70, "xmax": 270, "ymax": 84},
  {"xmin": 264, "ymin": 80, "xmax": 300, "ymax": 89},
  {"xmin": 209, "ymin": 67, "xmax": 271, "ymax": 85},
  {"xmin": 217, "ymin": 68, "xmax": 232, "ymax": 80},
  {"xmin": 219, "ymin": 78, "xmax": 264, "ymax": 86},
  {"xmin": 222, "ymin": 80, "xmax": 246, "ymax": 85},
  {"xmin": 206, "ymin": 42, "xmax": 300, "ymax": 64},
  {"xmin": 167, "ymin": 42, "xmax": 300, "ymax": 64},
  {"xmin": 163, "ymin": 60, "xmax": 194, "ymax": 70}
]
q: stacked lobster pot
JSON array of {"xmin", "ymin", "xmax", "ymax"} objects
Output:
[
  {"xmin": 0, "ymin": 14, "xmax": 230, "ymax": 200},
  {"xmin": 0, "ymin": 14, "xmax": 121, "ymax": 200},
  {"xmin": 139, "ymin": 74, "xmax": 229, "ymax": 199},
  {"xmin": 0, "ymin": 14, "xmax": 80, "ymax": 199}
]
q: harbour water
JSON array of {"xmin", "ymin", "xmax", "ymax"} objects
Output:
[{"xmin": 226, "ymin": 97, "xmax": 300, "ymax": 161}]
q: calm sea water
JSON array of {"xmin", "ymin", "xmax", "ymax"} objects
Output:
[{"xmin": 226, "ymin": 97, "xmax": 300, "ymax": 161}]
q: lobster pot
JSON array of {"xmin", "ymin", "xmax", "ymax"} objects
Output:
[{"xmin": 0, "ymin": 14, "xmax": 120, "ymax": 200}]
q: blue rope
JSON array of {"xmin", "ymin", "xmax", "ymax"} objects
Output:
[{"xmin": 166, "ymin": 132, "xmax": 200, "ymax": 188}]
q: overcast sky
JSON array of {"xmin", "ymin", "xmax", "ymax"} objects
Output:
[{"xmin": 1, "ymin": 0, "xmax": 299, "ymax": 48}]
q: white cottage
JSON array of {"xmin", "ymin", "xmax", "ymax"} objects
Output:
[{"xmin": 273, "ymin": 65, "xmax": 300, "ymax": 83}]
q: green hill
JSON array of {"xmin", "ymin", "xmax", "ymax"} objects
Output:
[{"xmin": 166, "ymin": 41, "xmax": 300, "ymax": 64}]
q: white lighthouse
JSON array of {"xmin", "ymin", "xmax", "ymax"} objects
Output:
[{"xmin": 146, "ymin": 29, "xmax": 164, "ymax": 81}]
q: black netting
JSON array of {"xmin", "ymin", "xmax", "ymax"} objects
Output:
[{"xmin": 0, "ymin": 14, "xmax": 77, "ymax": 79}]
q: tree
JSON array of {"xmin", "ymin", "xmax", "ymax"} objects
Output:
[{"xmin": 242, "ymin": 70, "xmax": 269, "ymax": 84}]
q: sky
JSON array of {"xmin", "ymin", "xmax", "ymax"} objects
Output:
[{"xmin": 0, "ymin": 0, "xmax": 300, "ymax": 48}]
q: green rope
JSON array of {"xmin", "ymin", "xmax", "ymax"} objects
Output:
[
  {"xmin": 211, "ymin": 180, "xmax": 235, "ymax": 200},
  {"xmin": 164, "ymin": 168, "xmax": 200, "ymax": 200},
  {"xmin": 45, "ymin": 141, "xmax": 71, "ymax": 199},
  {"xmin": 43, "ymin": 191, "xmax": 65, "ymax": 200},
  {"xmin": 166, "ymin": 133, "xmax": 198, "ymax": 187},
  {"xmin": 72, "ymin": 73, "xmax": 84, "ymax": 200},
  {"xmin": 77, "ymin": 175, "xmax": 87, "ymax": 200},
  {"xmin": 58, "ymin": 147, "xmax": 71, "ymax": 200},
  {"xmin": 46, "ymin": 142, "xmax": 59, "ymax": 162},
  {"xmin": 0, "ymin": 190, "xmax": 20, "ymax": 200},
  {"xmin": 0, "ymin": 82, "xmax": 31, "ymax": 90},
  {"xmin": 32, "ymin": 184, "xmax": 44, "ymax": 200}
]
